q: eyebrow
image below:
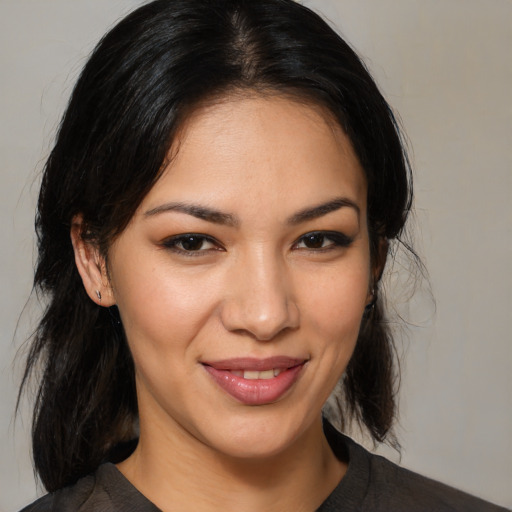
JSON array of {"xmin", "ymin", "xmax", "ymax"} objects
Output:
[
  {"xmin": 286, "ymin": 197, "xmax": 360, "ymax": 225},
  {"xmin": 144, "ymin": 202, "xmax": 239, "ymax": 227},
  {"xmin": 144, "ymin": 196, "xmax": 359, "ymax": 227}
]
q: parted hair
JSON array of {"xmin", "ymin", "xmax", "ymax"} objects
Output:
[{"xmin": 20, "ymin": 0, "xmax": 412, "ymax": 492}]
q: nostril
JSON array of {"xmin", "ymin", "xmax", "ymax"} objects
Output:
[{"xmin": 222, "ymin": 305, "xmax": 300, "ymax": 342}]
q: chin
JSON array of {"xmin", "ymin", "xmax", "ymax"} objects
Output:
[{"xmin": 194, "ymin": 404, "xmax": 317, "ymax": 461}]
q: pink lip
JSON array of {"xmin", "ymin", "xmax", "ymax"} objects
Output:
[
  {"xmin": 203, "ymin": 356, "xmax": 305, "ymax": 371},
  {"xmin": 202, "ymin": 357, "xmax": 307, "ymax": 406}
]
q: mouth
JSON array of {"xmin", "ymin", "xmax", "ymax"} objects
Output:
[{"xmin": 201, "ymin": 356, "xmax": 307, "ymax": 405}]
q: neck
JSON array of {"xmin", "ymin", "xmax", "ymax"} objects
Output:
[{"xmin": 117, "ymin": 413, "xmax": 345, "ymax": 512}]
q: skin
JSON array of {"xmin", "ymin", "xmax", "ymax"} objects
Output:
[{"xmin": 72, "ymin": 95, "xmax": 376, "ymax": 512}]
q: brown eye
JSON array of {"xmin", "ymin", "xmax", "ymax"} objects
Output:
[
  {"xmin": 180, "ymin": 235, "xmax": 206, "ymax": 251},
  {"xmin": 294, "ymin": 231, "xmax": 354, "ymax": 251},
  {"xmin": 302, "ymin": 233, "xmax": 326, "ymax": 248},
  {"xmin": 163, "ymin": 234, "xmax": 219, "ymax": 254}
]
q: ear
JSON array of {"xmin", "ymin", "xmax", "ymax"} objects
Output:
[
  {"xmin": 373, "ymin": 237, "xmax": 389, "ymax": 284},
  {"xmin": 70, "ymin": 215, "xmax": 116, "ymax": 307},
  {"xmin": 367, "ymin": 237, "xmax": 389, "ymax": 303}
]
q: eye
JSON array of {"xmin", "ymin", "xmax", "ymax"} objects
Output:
[
  {"xmin": 293, "ymin": 231, "xmax": 353, "ymax": 250},
  {"xmin": 162, "ymin": 234, "xmax": 221, "ymax": 254}
]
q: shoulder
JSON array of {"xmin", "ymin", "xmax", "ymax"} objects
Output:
[
  {"xmin": 364, "ymin": 450, "xmax": 508, "ymax": 511},
  {"xmin": 19, "ymin": 472, "xmax": 97, "ymax": 512},
  {"xmin": 19, "ymin": 464, "xmax": 160, "ymax": 512},
  {"xmin": 322, "ymin": 421, "xmax": 509, "ymax": 512}
]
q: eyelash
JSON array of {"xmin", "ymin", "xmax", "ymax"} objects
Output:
[
  {"xmin": 161, "ymin": 231, "xmax": 353, "ymax": 256},
  {"xmin": 292, "ymin": 231, "xmax": 354, "ymax": 251},
  {"xmin": 162, "ymin": 234, "xmax": 222, "ymax": 256}
]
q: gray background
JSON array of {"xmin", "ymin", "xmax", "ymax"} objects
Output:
[{"xmin": 1, "ymin": 1, "xmax": 511, "ymax": 510}]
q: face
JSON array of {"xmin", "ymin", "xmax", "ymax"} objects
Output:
[{"xmin": 104, "ymin": 95, "xmax": 372, "ymax": 459}]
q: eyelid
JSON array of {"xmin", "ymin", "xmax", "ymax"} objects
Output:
[
  {"xmin": 161, "ymin": 233, "xmax": 224, "ymax": 255},
  {"xmin": 293, "ymin": 230, "xmax": 354, "ymax": 250},
  {"xmin": 161, "ymin": 230, "xmax": 352, "ymax": 255}
]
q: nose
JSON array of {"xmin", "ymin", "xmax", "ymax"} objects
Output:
[{"xmin": 220, "ymin": 250, "xmax": 300, "ymax": 341}]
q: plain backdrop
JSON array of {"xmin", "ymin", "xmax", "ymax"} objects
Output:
[{"xmin": 1, "ymin": 1, "xmax": 511, "ymax": 510}]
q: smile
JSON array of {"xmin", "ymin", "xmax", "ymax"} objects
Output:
[{"xmin": 202, "ymin": 357, "xmax": 307, "ymax": 405}]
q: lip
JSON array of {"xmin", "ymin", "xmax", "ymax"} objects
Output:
[
  {"xmin": 202, "ymin": 356, "xmax": 306, "ymax": 371},
  {"xmin": 202, "ymin": 357, "xmax": 307, "ymax": 405}
]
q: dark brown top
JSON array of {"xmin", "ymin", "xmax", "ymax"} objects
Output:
[{"xmin": 21, "ymin": 422, "xmax": 509, "ymax": 511}]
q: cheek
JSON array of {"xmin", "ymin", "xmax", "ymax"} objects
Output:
[
  {"xmin": 111, "ymin": 257, "xmax": 223, "ymax": 365},
  {"xmin": 299, "ymin": 258, "xmax": 370, "ymax": 367},
  {"xmin": 303, "ymin": 263, "xmax": 369, "ymax": 328},
  {"xmin": 111, "ymin": 266, "xmax": 216, "ymax": 412}
]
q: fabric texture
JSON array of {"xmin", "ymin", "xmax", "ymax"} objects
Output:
[{"xmin": 20, "ymin": 422, "xmax": 509, "ymax": 511}]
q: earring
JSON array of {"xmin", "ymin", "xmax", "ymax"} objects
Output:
[
  {"xmin": 95, "ymin": 290, "xmax": 102, "ymax": 301},
  {"xmin": 364, "ymin": 288, "xmax": 376, "ymax": 314}
]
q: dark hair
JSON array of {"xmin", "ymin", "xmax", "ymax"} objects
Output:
[{"xmin": 21, "ymin": 0, "xmax": 412, "ymax": 492}]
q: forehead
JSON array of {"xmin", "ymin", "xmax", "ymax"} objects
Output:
[{"xmin": 141, "ymin": 94, "xmax": 367, "ymax": 219}]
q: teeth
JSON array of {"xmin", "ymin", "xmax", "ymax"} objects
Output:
[
  {"xmin": 231, "ymin": 369, "xmax": 284, "ymax": 379},
  {"xmin": 243, "ymin": 370, "xmax": 261, "ymax": 380},
  {"xmin": 258, "ymin": 369, "xmax": 274, "ymax": 380}
]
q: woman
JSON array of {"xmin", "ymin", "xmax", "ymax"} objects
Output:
[{"xmin": 19, "ymin": 0, "xmax": 507, "ymax": 510}]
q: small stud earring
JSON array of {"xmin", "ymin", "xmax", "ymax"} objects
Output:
[
  {"xmin": 364, "ymin": 288, "xmax": 377, "ymax": 313},
  {"xmin": 95, "ymin": 290, "xmax": 102, "ymax": 301}
]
